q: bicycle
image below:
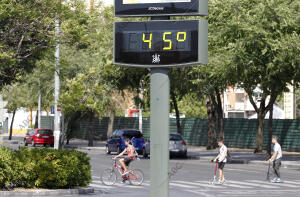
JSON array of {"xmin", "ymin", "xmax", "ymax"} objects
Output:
[{"xmin": 101, "ymin": 158, "xmax": 144, "ymax": 186}]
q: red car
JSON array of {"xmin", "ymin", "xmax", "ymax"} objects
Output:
[{"xmin": 24, "ymin": 129, "xmax": 54, "ymax": 147}]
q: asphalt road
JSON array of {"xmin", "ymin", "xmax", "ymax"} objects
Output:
[{"xmin": 58, "ymin": 148, "xmax": 300, "ymax": 197}]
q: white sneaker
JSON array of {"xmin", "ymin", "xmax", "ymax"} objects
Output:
[
  {"xmin": 271, "ymin": 178, "xmax": 277, "ymax": 183},
  {"xmin": 276, "ymin": 178, "xmax": 281, "ymax": 183}
]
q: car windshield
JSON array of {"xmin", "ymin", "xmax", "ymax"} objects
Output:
[
  {"xmin": 170, "ymin": 135, "xmax": 182, "ymax": 141},
  {"xmin": 123, "ymin": 130, "xmax": 142, "ymax": 138},
  {"xmin": 38, "ymin": 130, "xmax": 53, "ymax": 135}
]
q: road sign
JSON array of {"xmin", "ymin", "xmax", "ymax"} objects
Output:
[
  {"xmin": 115, "ymin": 0, "xmax": 208, "ymax": 17},
  {"xmin": 114, "ymin": 20, "xmax": 208, "ymax": 67}
]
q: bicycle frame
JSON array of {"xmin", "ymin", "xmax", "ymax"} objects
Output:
[{"xmin": 112, "ymin": 160, "xmax": 138, "ymax": 180}]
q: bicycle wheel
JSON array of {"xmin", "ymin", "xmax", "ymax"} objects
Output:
[
  {"xmin": 101, "ymin": 168, "xmax": 117, "ymax": 186},
  {"xmin": 128, "ymin": 169, "xmax": 144, "ymax": 186}
]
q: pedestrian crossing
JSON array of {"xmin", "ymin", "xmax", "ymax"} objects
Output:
[{"xmin": 90, "ymin": 176, "xmax": 300, "ymax": 192}]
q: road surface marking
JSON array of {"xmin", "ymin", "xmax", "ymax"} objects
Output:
[
  {"xmin": 170, "ymin": 182, "xmax": 198, "ymax": 188},
  {"xmin": 196, "ymin": 181, "xmax": 251, "ymax": 189},
  {"xmin": 228, "ymin": 180, "xmax": 278, "ymax": 189},
  {"xmin": 248, "ymin": 180, "xmax": 300, "ymax": 188},
  {"xmin": 175, "ymin": 180, "xmax": 226, "ymax": 188}
]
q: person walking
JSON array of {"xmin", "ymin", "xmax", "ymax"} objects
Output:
[
  {"xmin": 268, "ymin": 136, "xmax": 282, "ymax": 183},
  {"xmin": 213, "ymin": 138, "xmax": 228, "ymax": 184}
]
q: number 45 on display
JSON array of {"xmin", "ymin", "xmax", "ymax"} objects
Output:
[{"xmin": 143, "ymin": 32, "xmax": 186, "ymax": 50}]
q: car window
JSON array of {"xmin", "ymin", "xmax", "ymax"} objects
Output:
[
  {"xmin": 37, "ymin": 130, "xmax": 53, "ymax": 135},
  {"xmin": 30, "ymin": 130, "xmax": 36, "ymax": 135},
  {"xmin": 169, "ymin": 135, "xmax": 182, "ymax": 141},
  {"xmin": 112, "ymin": 130, "xmax": 120, "ymax": 138},
  {"xmin": 123, "ymin": 130, "xmax": 142, "ymax": 138}
]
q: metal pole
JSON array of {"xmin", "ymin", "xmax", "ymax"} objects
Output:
[
  {"xmin": 38, "ymin": 89, "xmax": 41, "ymax": 129},
  {"xmin": 54, "ymin": 19, "xmax": 61, "ymax": 149},
  {"xmin": 150, "ymin": 68, "xmax": 170, "ymax": 197},
  {"xmin": 139, "ymin": 80, "xmax": 143, "ymax": 133}
]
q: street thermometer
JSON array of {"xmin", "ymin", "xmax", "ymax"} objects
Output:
[{"xmin": 113, "ymin": 0, "xmax": 208, "ymax": 196}]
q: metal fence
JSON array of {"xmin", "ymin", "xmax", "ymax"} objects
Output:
[{"xmin": 41, "ymin": 116, "xmax": 300, "ymax": 152}]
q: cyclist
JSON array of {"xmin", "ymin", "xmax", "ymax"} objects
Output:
[{"xmin": 113, "ymin": 138, "xmax": 135, "ymax": 178}]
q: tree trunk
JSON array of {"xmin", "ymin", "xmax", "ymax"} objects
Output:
[
  {"xmin": 88, "ymin": 112, "xmax": 94, "ymax": 147},
  {"xmin": 206, "ymin": 96, "xmax": 217, "ymax": 150},
  {"xmin": 107, "ymin": 111, "xmax": 115, "ymax": 138},
  {"xmin": 214, "ymin": 88, "xmax": 224, "ymax": 139},
  {"xmin": 9, "ymin": 110, "xmax": 16, "ymax": 140},
  {"xmin": 171, "ymin": 89, "xmax": 182, "ymax": 135},
  {"xmin": 255, "ymin": 110, "xmax": 265, "ymax": 153},
  {"xmin": 34, "ymin": 110, "xmax": 38, "ymax": 128},
  {"xmin": 267, "ymin": 105, "xmax": 273, "ymax": 158}
]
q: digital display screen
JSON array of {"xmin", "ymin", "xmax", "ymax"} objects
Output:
[
  {"xmin": 123, "ymin": 0, "xmax": 191, "ymax": 4},
  {"xmin": 122, "ymin": 31, "xmax": 191, "ymax": 52},
  {"xmin": 115, "ymin": 0, "xmax": 208, "ymax": 17},
  {"xmin": 114, "ymin": 20, "xmax": 208, "ymax": 67}
]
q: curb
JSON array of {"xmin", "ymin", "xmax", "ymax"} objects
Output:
[
  {"xmin": 0, "ymin": 187, "xmax": 94, "ymax": 197},
  {"xmin": 79, "ymin": 146, "xmax": 106, "ymax": 151}
]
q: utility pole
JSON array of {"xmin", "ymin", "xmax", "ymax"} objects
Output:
[
  {"xmin": 139, "ymin": 80, "xmax": 143, "ymax": 133},
  {"xmin": 38, "ymin": 88, "xmax": 41, "ymax": 128},
  {"xmin": 54, "ymin": 18, "xmax": 61, "ymax": 150}
]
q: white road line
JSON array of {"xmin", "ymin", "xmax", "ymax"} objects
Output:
[
  {"xmin": 142, "ymin": 182, "xmax": 150, "ymax": 187},
  {"xmin": 196, "ymin": 181, "xmax": 251, "ymax": 189},
  {"xmin": 228, "ymin": 180, "xmax": 278, "ymax": 189},
  {"xmin": 175, "ymin": 180, "xmax": 226, "ymax": 189},
  {"xmin": 170, "ymin": 182, "xmax": 198, "ymax": 188},
  {"xmin": 248, "ymin": 180, "xmax": 300, "ymax": 188},
  {"xmin": 281, "ymin": 180, "xmax": 300, "ymax": 185}
]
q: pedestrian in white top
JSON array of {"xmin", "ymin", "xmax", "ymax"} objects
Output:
[
  {"xmin": 213, "ymin": 138, "xmax": 227, "ymax": 184},
  {"xmin": 268, "ymin": 136, "xmax": 282, "ymax": 183}
]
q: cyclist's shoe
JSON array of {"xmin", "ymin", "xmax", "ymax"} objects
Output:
[
  {"xmin": 122, "ymin": 170, "xmax": 130, "ymax": 176},
  {"xmin": 121, "ymin": 179, "xmax": 127, "ymax": 183}
]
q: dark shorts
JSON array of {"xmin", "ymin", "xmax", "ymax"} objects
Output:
[
  {"xmin": 218, "ymin": 162, "xmax": 226, "ymax": 169},
  {"xmin": 124, "ymin": 157, "xmax": 133, "ymax": 166}
]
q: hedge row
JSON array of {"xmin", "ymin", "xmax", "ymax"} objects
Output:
[{"xmin": 0, "ymin": 147, "xmax": 91, "ymax": 189}]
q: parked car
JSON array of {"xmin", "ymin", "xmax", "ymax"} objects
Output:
[
  {"xmin": 106, "ymin": 129, "xmax": 144, "ymax": 155},
  {"xmin": 143, "ymin": 134, "xmax": 187, "ymax": 158},
  {"xmin": 24, "ymin": 129, "xmax": 54, "ymax": 147}
]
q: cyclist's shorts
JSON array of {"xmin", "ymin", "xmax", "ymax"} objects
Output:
[{"xmin": 124, "ymin": 157, "xmax": 133, "ymax": 166}]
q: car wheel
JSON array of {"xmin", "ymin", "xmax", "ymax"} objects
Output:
[
  {"xmin": 106, "ymin": 146, "xmax": 111, "ymax": 155},
  {"xmin": 32, "ymin": 140, "xmax": 36, "ymax": 147},
  {"xmin": 143, "ymin": 148, "xmax": 148, "ymax": 158},
  {"xmin": 182, "ymin": 151, "xmax": 187, "ymax": 158},
  {"xmin": 24, "ymin": 140, "xmax": 28, "ymax": 146}
]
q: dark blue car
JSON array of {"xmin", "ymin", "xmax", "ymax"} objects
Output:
[{"xmin": 106, "ymin": 129, "xmax": 144, "ymax": 155}]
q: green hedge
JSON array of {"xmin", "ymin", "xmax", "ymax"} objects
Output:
[{"xmin": 0, "ymin": 147, "xmax": 91, "ymax": 189}]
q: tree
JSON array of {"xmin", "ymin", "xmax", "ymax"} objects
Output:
[
  {"xmin": 215, "ymin": 0, "xmax": 300, "ymax": 152},
  {"xmin": 177, "ymin": 93, "xmax": 207, "ymax": 118},
  {"xmin": 0, "ymin": 0, "xmax": 64, "ymax": 89},
  {"xmin": 2, "ymin": 84, "xmax": 29, "ymax": 140}
]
